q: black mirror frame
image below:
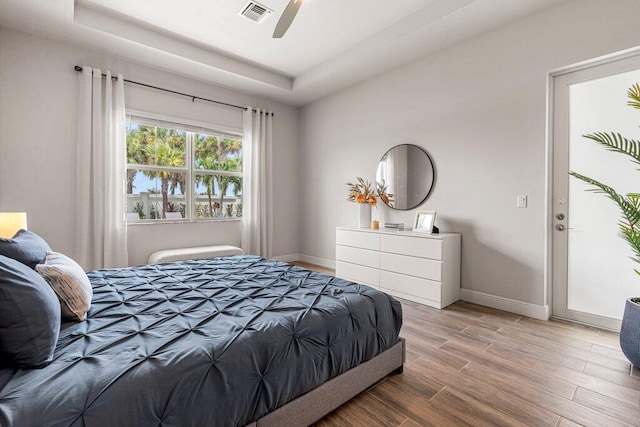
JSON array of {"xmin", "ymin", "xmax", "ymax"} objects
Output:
[{"xmin": 376, "ymin": 144, "xmax": 436, "ymax": 211}]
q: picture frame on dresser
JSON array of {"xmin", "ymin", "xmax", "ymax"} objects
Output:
[{"xmin": 413, "ymin": 211, "xmax": 436, "ymax": 233}]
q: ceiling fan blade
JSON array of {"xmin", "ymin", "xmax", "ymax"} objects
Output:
[{"xmin": 273, "ymin": 0, "xmax": 303, "ymax": 38}]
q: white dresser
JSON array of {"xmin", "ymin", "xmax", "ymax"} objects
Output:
[{"xmin": 335, "ymin": 227, "xmax": 461, "ymax": 309}]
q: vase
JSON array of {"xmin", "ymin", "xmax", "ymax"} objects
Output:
[
  {"xmin": 620, "ymin": 298, "xmax": 640, "ymax": 369},
  {"xmin": 358, "ymin": 203, "xmax": 371, "ymax": 228}
]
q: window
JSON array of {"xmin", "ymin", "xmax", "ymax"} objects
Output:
[{"xmin": 125, "ymin": 114, "xmax": 243, "ymax": 222}]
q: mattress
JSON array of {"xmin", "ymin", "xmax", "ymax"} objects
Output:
[{"xmin": 0, "ymin": 255, "xmax": 402, "ymax": 426}]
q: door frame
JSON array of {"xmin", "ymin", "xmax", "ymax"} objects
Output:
[{"xmin": 545, "ymin": 45, "xmax": 640, "ymax": 329}]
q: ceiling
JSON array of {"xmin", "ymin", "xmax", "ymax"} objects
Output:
[{"xmin": 0, "ymin": 0, "xmax": 565, "ymax": 106}]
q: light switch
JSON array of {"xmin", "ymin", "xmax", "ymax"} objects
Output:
[{"xmin": 517, "ymin": 195, "xmax": 528, "ymax": 208}]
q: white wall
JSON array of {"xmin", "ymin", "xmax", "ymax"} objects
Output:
[
  {"xmin": 299, "ymin": 0, "xmax": 640, "ymax": 307},
  {"xmin": 0, "ymin": 27, "xmax": 300, "ymax": 266}
]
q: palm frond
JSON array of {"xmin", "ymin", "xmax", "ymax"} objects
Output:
[
  {"xmin": 571, "ymin": 170, "xmax": 640, "ymax": 265},
  {"xmin": 583, "ymin": 132, "xmax": 640, "ymax": 166},
  {"xmin": 618, "ymin": 221, "xmax": 640, "ymax": 265},
  {"xmin": 569, "ymin": 171, "xmax": 640, "ymax": 226},
  {"xmin": 628, "ymin": 83, "xmax": 640, "ymax": 110}
]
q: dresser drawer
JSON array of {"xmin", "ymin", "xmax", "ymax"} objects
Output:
[
  {"xmin": 380, "ymin": 252, "xmax": 442, "ymax": 281},
  {"xmin": 380, "ymin": 234, "xmax": 442, "ymax": 259},
  {"xmin": 380, "ymin": 270, "xmax": 442, "ymax": 302},
  {"xmin": 336, "ymin": 229, "xmax": 379, "ymax": 251},
  {"xmin": 336, "ymin": 261, "xmax": 379, "ymax": 287},
  {"xmin": 336, "ymin": 245, "xmax": 379, "ymax": 269}
]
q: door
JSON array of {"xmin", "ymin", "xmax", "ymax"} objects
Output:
[{"xmin": 552, "ymin": 54, "xmax": 640, "ymax": 330}]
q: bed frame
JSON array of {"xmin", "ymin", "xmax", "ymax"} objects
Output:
[{"xmin": 246, "ymin": 337, "xmax": 405, "ymax": 427}]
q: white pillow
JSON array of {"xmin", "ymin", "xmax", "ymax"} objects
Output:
[{"xmin": 36, "ymin": 252, "xmax": 92, "ymax": 321}]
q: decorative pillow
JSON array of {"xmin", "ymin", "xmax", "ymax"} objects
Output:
[
  {"xmin": 0, "ymin": 255, "xmax": 61, "ymax": 369},
  {"xmin": 36, "ymin": 252, "xmax": 92, "ymax": 321},
  {"xmin": 0, "ymin": 229, "xmax": 51, "ymax": 269}
]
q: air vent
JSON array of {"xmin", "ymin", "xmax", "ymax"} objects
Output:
[{"xmin": 240, "ymin": 1, "xmax": 272, "ymax": 23}]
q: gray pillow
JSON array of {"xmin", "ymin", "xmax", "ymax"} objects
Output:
[
  {"xmin": 36, "ymin": 252, "xmax": 92, "ymax": 321},
  {"xmin": 0, "ymin": 255, "xmax": 61, "ymax": 369},
  {"xmin": 0, "ymin": 230, "xmax": 51, "ymax": 269}
]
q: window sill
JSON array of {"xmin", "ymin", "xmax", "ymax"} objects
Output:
[{"xmin": 127, "ymin": 218, "xmax": 242, "ymax": 226}]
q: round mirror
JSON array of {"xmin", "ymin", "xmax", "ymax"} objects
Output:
[{"xmin": 375, "ymin": 144, "xmax": 435, "ymax": 210}]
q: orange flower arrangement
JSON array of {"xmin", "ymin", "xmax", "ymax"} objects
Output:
[{"xmin": 347, "ymin": 177, "xmax": 378, "ymax": 207}]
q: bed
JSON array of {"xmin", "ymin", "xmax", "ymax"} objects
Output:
[{"xmin": 0, "ymin": 255, "xmax": 403, "ymax": 426}]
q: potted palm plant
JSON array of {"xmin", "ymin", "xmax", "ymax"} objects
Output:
[{"xmin": 569, "ymin": 82, "xmax": 640, "ymax": 369}]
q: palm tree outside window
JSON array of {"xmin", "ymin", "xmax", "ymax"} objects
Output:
[{"xmin": 125, "ymin": 114, "xmax": 243, "ymax": 222}]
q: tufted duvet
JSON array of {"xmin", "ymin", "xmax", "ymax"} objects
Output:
[{"xmin": 0, "ymin": 255, "xmax": 402, "ymax": 426}]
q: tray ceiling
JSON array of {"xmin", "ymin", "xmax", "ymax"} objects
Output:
[{"xmin": 0, "ymin": 0, "xmax": 565, "ymax": 106}]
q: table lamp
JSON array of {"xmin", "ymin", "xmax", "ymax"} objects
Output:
[{"xmin": 0, "ymin": 212, "xmax": 28, "ymax": 238}]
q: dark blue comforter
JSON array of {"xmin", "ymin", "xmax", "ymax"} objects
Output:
[{"xmin": 0, "ymin": 256, "xmax": 402, "ymax": 426}]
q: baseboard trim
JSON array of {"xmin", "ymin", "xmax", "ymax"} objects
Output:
[
  {"xmin": 272, "ymin": 254, "xmax": 300, "ymax": 263},
  {"xmin": 460, "ymin": 289, "xmax": 550, "ymax": 321},
  {"xmin": 298, "ymin": 254, "xmax": 336, "ymax": 270}
]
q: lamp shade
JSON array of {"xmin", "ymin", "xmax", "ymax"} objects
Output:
[{"xmin": 0, "ymin": 212, "xmax": 28, "ymax": 238}]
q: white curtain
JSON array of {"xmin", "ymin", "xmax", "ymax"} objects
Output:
[
  {"xmin": 76, "ymin": 67, "xmax": 128, "ymax": 270},
  {"xmin": 242, "ymin": 108, "xmax": 272, "ymax": 257}
]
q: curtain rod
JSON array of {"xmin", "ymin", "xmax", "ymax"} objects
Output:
[{"xmin": 73, "ymin": 66, "xmax": 273, "ymax": 116}]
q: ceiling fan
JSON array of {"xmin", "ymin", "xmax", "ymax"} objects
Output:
[{"xmin": 273, "ymin": 0, "xmax": 304, "ymax": 38}]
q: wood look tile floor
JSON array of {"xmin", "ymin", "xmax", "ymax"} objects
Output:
[{"xmin": 292, "ymin": 263, "xmax": 640, "ymax": 427}]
